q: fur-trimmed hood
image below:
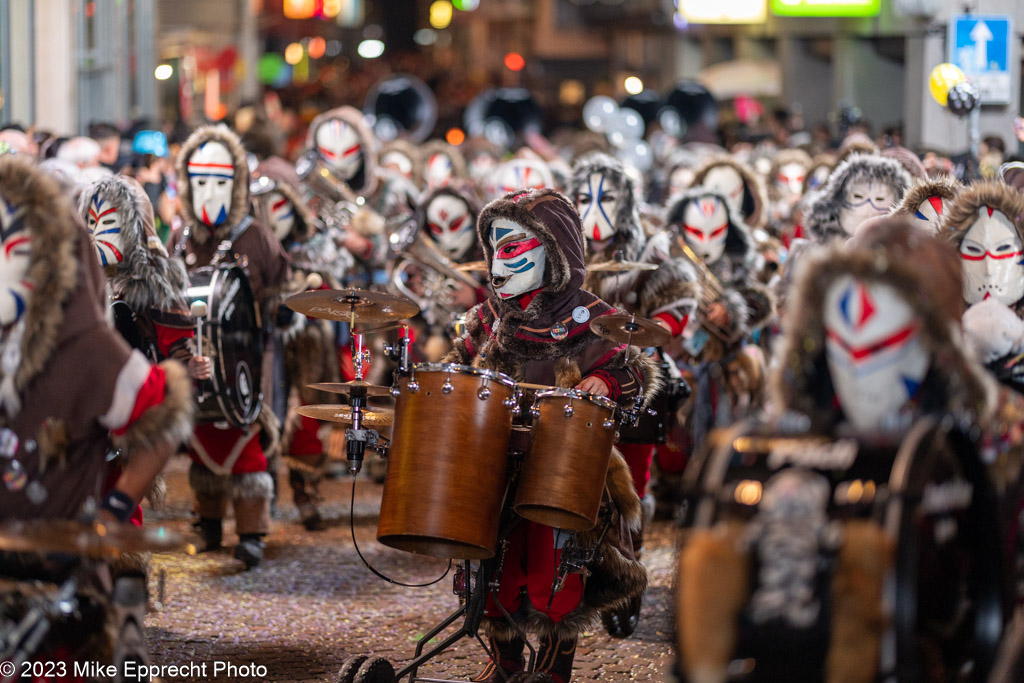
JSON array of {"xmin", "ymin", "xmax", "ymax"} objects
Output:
[
  {"xmin": 419, "ymin": 140, "xmax": 468, "ymax": 187},
  {"xmin": 568, "ymin": 152, "xmax": 647, "ymax": 264},
  {"xmin": 78, "ymin": 175, "xmax": 190, "ymax": 314},
  {"xmin": 378, "ymin": 139, "xmax": 422, "ymax": 182},
  {"xmin": 414, "ymin": 183, "xmax": 481, "ymax": 259},
  {"xmin": 176, "ymin": 124, "xmax": 251, "ymax": 244},
  {"xmin": 305, "ymin": 106, "xmax": 379, "ymax": 197},
  {"xmin": 766, "ymin": 149, "xmax": 813, "ymax": 203},
  {"xmin": 665, "ymin": 187, "xmax": 759, "ymax": 282},
  {"xmin": 890, "ymin": 175, "xmax": 963, "ymax": 222},
  {"xmin": 252, "ymin": 156, "xmax": 318, "ymax": 244},
  {"xmin": 802, "ymin": 153, "xmax": 836, "ymax": 195},
  {"xmin": 693, "ymin": 156, "xmax": 768, "ymax": 229},
  {"xmin": 772, "ymin": 217, "xmax": 991, "ymax": 431},
  {"xmin": 803, "ymin": 154, "xmax": 911, "ymax": 244}
]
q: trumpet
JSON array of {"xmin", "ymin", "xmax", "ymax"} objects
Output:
[
  {"xmin": 296, "ymin": 150, "xmax": 361, "ymax": 229},
  {"xmin": 675, "ymin": 235, "xmax": 743, "ymax": 345},
  {"xmin": 388, "ymin": 218, "xmax": 480, "ymax": 328}
]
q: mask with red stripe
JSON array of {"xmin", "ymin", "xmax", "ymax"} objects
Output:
[
  {"xmin": 0, "ymin": 193, "xmax": 31, "ymax": 327},
  {"xmin": 576, "ymin": 172, "xmax": 619, "ymax": 245},
  {"xmin": 681, "ymin": 196, "xmax": 729, "ymax": 264},
  {"xmin": 85, "ymin": 192, "xmax": 124, "ymax": 266},
  {"xmin": 187, "ymin": 141, "xmax": 235, "ymax": 227},
  {"xmin": 959, "ymin": 206, "xmax": 1024, "ymax": 306},
  {"xmin": 912, "ymin": 195, "xmax": 945, "ymax": 234},
  {"xmin": 426, "ymin": 194, "xmax": 474, "ymax": 260},
  {"xmin": 266, "ymin": 190, "xmax": 296, "ymax": 242},
  {"xmin": 424, "ymin": 153, "xmax": 455, "ymax": 189},
  {"xmin": 775, "ymin": 163, "xmax": 806, "ymax": 203},
  {"xmin": 824, "ymin": 276, "xmax": 929, "ymax": 431},
  {"xmin": 488, "ymin": 217, "xmax": 546, "ymax": 299},
  {"xmin": 315, "ymin": 118, "xmax": 363, "ymax": 182}
]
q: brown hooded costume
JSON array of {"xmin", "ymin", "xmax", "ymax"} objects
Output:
[
  {"xmin": 692, "ymin": 156, "xmax": 768, "ymax": 231},
  {"xmin": 889, "ymin": 175, "xmax": 963, "ymax": 232}
]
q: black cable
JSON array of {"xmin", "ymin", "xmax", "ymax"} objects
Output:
[{"xmin": 348, "ymin": 476, "xmax": 451, "ymax": 587}]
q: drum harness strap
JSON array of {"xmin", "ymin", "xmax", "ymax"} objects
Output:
[
  {"xmin": 173, "ymin": 216, "xmax": 253, "ymax": 266},
  {"xmin": 188, "ymin": 425, "xmax": 261, "ymax": 477}
]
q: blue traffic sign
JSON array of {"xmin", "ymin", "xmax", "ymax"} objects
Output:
[{"xmin": 948, "ymin": 14, "xmax": 1014, "ymax": 104}]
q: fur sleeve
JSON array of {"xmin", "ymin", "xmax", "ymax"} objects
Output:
[{"xmin": 116, "ymin": 360, "xmax": 194, "ymax": 454}]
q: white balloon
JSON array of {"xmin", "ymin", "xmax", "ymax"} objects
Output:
[
  {"xmin": 608, "ymin": 107, "xmax": 645, "ymax": 141},
  {"xmin": 582, "ymin": 96, "xmax": 619, "ymax": 133},
  {"xmin": 617, "ymin": 140, "xmax": 654, "ymax": 173}
]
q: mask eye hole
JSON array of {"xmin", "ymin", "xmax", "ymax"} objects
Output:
[
  {"xmin": 964, "ymin": 245, "xmax": 984, "ymax": 255},
  {"xmin": 602, "ymin": 194, "xmax": 616, "ymax": 203},
  {"xmin": 997, "ymin": 244, "xmax": 1012, "ymax": 252},
  {"xmin": 578, "ymin": 195, "xmax": 592, "ymax": 205}
]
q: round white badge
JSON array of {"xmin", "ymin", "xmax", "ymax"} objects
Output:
[{"xmin": 572, "ymin": 306, "xmax": 591, "ymax": 324}]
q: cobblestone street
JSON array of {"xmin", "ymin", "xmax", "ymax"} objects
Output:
[{"xmin": 144, "ymin": 458, "xmax": 679, "ymax": 682}]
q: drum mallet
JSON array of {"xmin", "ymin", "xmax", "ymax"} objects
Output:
[{"xmin": 190, "ymin": 300, "xmax": 208, "ymax": 402}]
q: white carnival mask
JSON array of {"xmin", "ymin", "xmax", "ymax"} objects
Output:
[
  {"xmin": 824, "ymin": 276, "xmax": 930, "ymax": 431},
  {"xmin": 668, "ymin": 167, "xmax": 695, "ymax": 200},
  {"xmin": 380, "ymin": 151, "xmax": 414, "ymax": 179},
  {"xmin": 837, "ymin": 178, "xmax": 896, "ymax": 235},
  {"xmin": 489, "ymin": 217, "xmax": 546, "ymax": 299},
  {"xmin": 469, "ymin": 154, "xmax": 498, "ymax": 188},
  {"xmin": 775, "ymin": 163, "xmax": 806, "ymax": 202},
  {"xmin": 426, "ymin": 194, "xmax": 474, "ymax": 260},
  {"xmin": 266, "ymin": 190, "xmax": 296, "ymax": 242},
  {"xmin": 912, "ymin": 195, "xmax": 945, "ymax": 234},
  {"xmin": 424, "ymin": 152, "xmax": 454, "ymax": 189},
  {"xmin": 489, "ymin": 159, "xmax": 553, "ymax": 199},
  {"xmin": 187, "ymin": 141, "xmax": 234, "ymax": 227},
  {"xmin": 85, "ymin": 193, "xmax": 124, "ymax": 266},
  {"xmin": 0, "ymin": 194, "xmax": 32, "ymax": 327},
  {"xmin": 959, "ymin": 207, "xmax": 1024, "ymax": 306},
  {"xmin": 702, "ymin": 165, "xmax": 745, "ymax": 206},
  {"xmin": 577, "ymin": 172, "xmax": 620, "ymax": 244},
  {"xmin": 681, "ymin": 196, "xmax": 729, "ymax": 264},
  {"xmin": 315, "ymin": 118, "xmax": 363, "ymax": 182}
]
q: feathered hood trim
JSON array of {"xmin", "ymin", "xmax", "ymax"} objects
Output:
[
  {"xmin": 766, "ymin": 149, "xmax": 813, "ymax": 202},
  {"xmin": 252, "ymin": 156, "xmax": 318, "ymax": 243},
  {"xmin": 665, "ymin": 187, "xmax": 757, "ymax": 276},
  {"xmin": 419, "ymin": 140, "xmax": 468, "ymax": 185},
  {"xmin": 176, "ymin": 125, "xmax": 251, "ymax": 244},
  {"xmin": 693, "ymin": 155, "xmax": 768, "ymax": 229},
  {"xmin": 803, "ymin": 154, "xmax": 911, "ymax": 244},
  {"xmin": 890, "ymin": 175, "xmax": 963, "ymax": 220},
  {"xmin": 378, "ymin": 139, "xmax": 422, "ymax": 182},
  {"xmin": 78, "ymin": 175, "xmax": 190, "ymax": 313},
  {"xmin": 567, "ymin": 152, "xmax": 646, "ymax": 263},
  {"xmin": 772, "ymin": 217, "xmax": 990, "ymax": 430},
  {"xmin": 305, "ymin": 106, "xmax": 379, "ymax": 197}
]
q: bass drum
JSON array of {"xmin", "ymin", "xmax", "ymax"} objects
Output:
[
  {"xmin": 186, "ymin": 266, "xmax": 263, "ymax": 428},
  {"xmin": 676, "ymin": 417, "xmax": 1006, "ymax": 683}
]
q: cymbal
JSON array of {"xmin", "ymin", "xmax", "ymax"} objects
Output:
[
  {"xmin": 0, "ymin": 520, "xmax": 188, "ymax": 558},
  {"xmin": 307, "ymin": 381, "xmax": 393, "ymax": 398},
  {"xmin": 353, "ymin": 322, "xmax": 407, "ymax": 335},
  {"xmin": 455, "ymin": 261, "xmax": 488, "ymax": 273},
  {"xmin": 286, "ymin": 288, "xmax": 419, "ymax": 324},
  {"xmin": 590, "ymin": 313, "xmax": 671, "ymax": 348},
  {"xmin": 586, "ymin": 260, "xmax": 658, "ymax": 273},
  {"xmin": 296, "ymin": 404, "xmax": 395, "ymax": 426}
]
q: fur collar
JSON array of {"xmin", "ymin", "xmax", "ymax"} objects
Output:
[
  {"xmin": 175, "ymin": 125, "xmax": 252, "ymax": 245},
  {"xmin": 305, "ymin": 106, "xmax": 379, "ymax": 197},
  {"xmin": 693, "ymin": 155, "xmax": 768, "ymax": 229}
]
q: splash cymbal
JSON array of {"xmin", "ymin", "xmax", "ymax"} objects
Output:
[
  {"xmin": 586, "ymin": 260, "xmax": 658, "ymax": 273},
  {"xmin": 590, "ymin": 313, "xmax": 671, "ymax": 348},
  {"xmin": 0, "ymin": 520, "xmax": 188, "ymax": 558},
  {"xmin": 296, "ymin": 404, "xmax": 395, "ymax": 426},
  {"xmin": 286, "ymin": 288, "xmax": 419, "ymax": 324},
  {"xmin": 307, "ymin": 381, "xmax": 393, "ymax": 398}
]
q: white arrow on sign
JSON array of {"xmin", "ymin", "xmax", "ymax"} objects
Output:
[{"xmin": 970, "ymin": 20, "xmax": 993, "ymax": 70}]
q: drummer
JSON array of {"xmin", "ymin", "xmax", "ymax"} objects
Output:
[
  {"xmin": 175, "ymin": 124, "xmax": 290, "ymax": 569},
  {"xmin": 445, "ymin": 188, "xmax": 657, "ymax": 683}
]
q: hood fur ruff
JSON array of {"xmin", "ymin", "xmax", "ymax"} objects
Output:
[
  {"xmin": 890, "ymin": 175, "xmax": 963, "ymax": 221},
  {"xmin": 766, "ymin": 149, "xmax": 813, "ymax": 203},
  {"xmin": 568, "ymin": 152, "xmax": 647, "ymax": 265},
  {"xmin": 79, "ymin": 175, "xmax": 190, "ymax": 314},
  {"xmin": 693, "ymin": 155, "xmax": 768, "ymax": 229},
  {"xmin": 665, "ymin": 187, "xmax": 759, "ymax": 283},
  {"xmin": 305, "ymin": 106, "xmax": 379, "ymax": 198},
  {"xmin": 253, "ymin": 156, "xmax": 318, "ymax": 244},
  {"xmin": 803, "ymin": 153, "xmax": 911, "ymax": 244},
  {"xmin": 176, "ymin": 125, "xmax": 252, "ymax": 245},
  {"xmin": 419, "ymin": 140, "xmax": 468, "ymax": 186},
  {"xmin": 772, "ymin": 222, "xmax": 991, "ymax": 431}
]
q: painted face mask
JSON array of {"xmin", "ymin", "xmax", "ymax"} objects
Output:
[
  {"xmin": 0, "ymin": 194, "xmax": 32, "ymax": 326},
  {"xmin": 775, "ymin": 163, "xmax": 806, "ymax": 202},
  {"xmin": 489, "ymin": 217, "xmax": 546, "ymax": 299},
  {"xmin": 668, "ymin": 167, "xmax": 695, "ymax": 200},
  {"xmin": 489, "ymin": 160, "xmax": 552, "ymax": 199},
  {"xmin": 912, "ymin": 195, "xmax": 945, "ymax": 234},
  {"xmin": 426, "ymin": 194, "xmax": 474, "ymax": 260},
  {"xmin": 702, "ymin": 165, "xmax": 745, "ymax": 206},
  {"xmin": 315, "ymin": 118, "xmax": 363, "ymax": 182},
  {"xmin": 824, "ymin": 276, "xmax": 929, "ymax": 432},
  {"xmin": 380, "ymin": 151, "xmax": 414, "ymax": 179},
  {"xmin": 424, "ymin": 152, "xmax": 454, "ymax": 189},
  {"xmin": 85, "ymin": 193, "xmax": 124, "ymax": 266},
  {"xmin": 681, "ymin": 196, "xmax": 729, "ymax": 264},
  {"xmin": 469, "ymin": 154, "xmax": 497, "ymax": 188},
  {"xmin": 837, "ymin": 179, "xmax": 896, "ymax": 235},
  {"xmin": 959, "ymin": 207, "xmax": 1024, "ymax": 306},
  {"xmin": 187, "ymin": 141, "xmax": 234, "ymax": 227},
  {"xmin": 577, "ymin": 173, "xmax": 620, "ymax": 244},
  {"xmin": 266, "ymin": 190, "xmax": 296, "ymax": 242}
]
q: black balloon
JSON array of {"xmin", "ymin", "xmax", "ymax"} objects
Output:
[
  {"xmin": 363, "ymin": 74, "xmax": 438, "ymax": 143},
  {"xmin": 464, "ymin": 88, "xmax": 544, "ymax": 148},
  {"xmin": 664, "ymin": 81, "xmax": 718, "ymax": 136},
  {"xmin": 947, "ymin": 81, "xmax": 980, "ymax": 118},
  {"xmin": 620, "ymin": 90, "xmax": 663, "ymax": 126}
]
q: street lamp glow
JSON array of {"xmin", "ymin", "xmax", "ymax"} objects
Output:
[
  {"xmin": 154, "ymin": 64, "xmax": 174, "ymax": 80},
  {"xmin": 357, "ymin": 39, "xmax": 385, "ymax": 59},
  {"xmin": 284, "ymin": 42, "xmax": 305, "ymax": 65},
  {"xmin": 624, "ymin": 76, "xmax": 644, "ymax": 95},
  {"xmin": 429, "ymin": 1, "xmax": 453, "ymax": 29}
]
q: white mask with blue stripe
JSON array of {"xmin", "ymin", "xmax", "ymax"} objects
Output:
[
  {"xmin": 577, "ymin": 172, "xmax": 619, "ymax": 244},
  {"xmin": 188, "ymin": 141, "xmax": 235, "ymax": 227},
  {"xmin": 489, "ymin": 218, "xmax": 546, "ymax": 299}
]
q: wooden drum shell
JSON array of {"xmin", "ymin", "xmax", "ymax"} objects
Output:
[{"xmin": 377, "ymin": 367, "xmax": 514, "ymax": 559}]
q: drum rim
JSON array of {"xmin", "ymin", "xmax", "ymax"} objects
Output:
[
  {"xmin": 534, "ymin": 387, "xmax": 617, "ymax": 411},
  {"xmin": 410, "ymin": 362, "xmax": 517, "ymax": 389}
]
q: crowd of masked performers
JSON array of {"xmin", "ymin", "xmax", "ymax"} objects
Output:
[{"xmin": 4, "ymin": 107, "xmax": 1024, "ymax": 682}]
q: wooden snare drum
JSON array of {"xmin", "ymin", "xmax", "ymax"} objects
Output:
[
  {"xmin": 377, "ymin": 363, "xmax": 517, "ymax": 559},
  {"xmin": 514, "ymin": 388, "xmax": 618, "ymax": 531}
]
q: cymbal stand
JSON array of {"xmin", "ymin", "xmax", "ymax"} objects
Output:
[{"xmin": 345, "ymin": 309, "xmax": 379, "ymax": 475}]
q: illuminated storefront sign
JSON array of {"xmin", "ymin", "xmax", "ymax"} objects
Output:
[
  {"xmin": 769, "ymin": 0, "xmax": 881, "ymax": 18},
  {"xmin": 678, "ymin": 0, "xmax": 767, "ymax": 24}
]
